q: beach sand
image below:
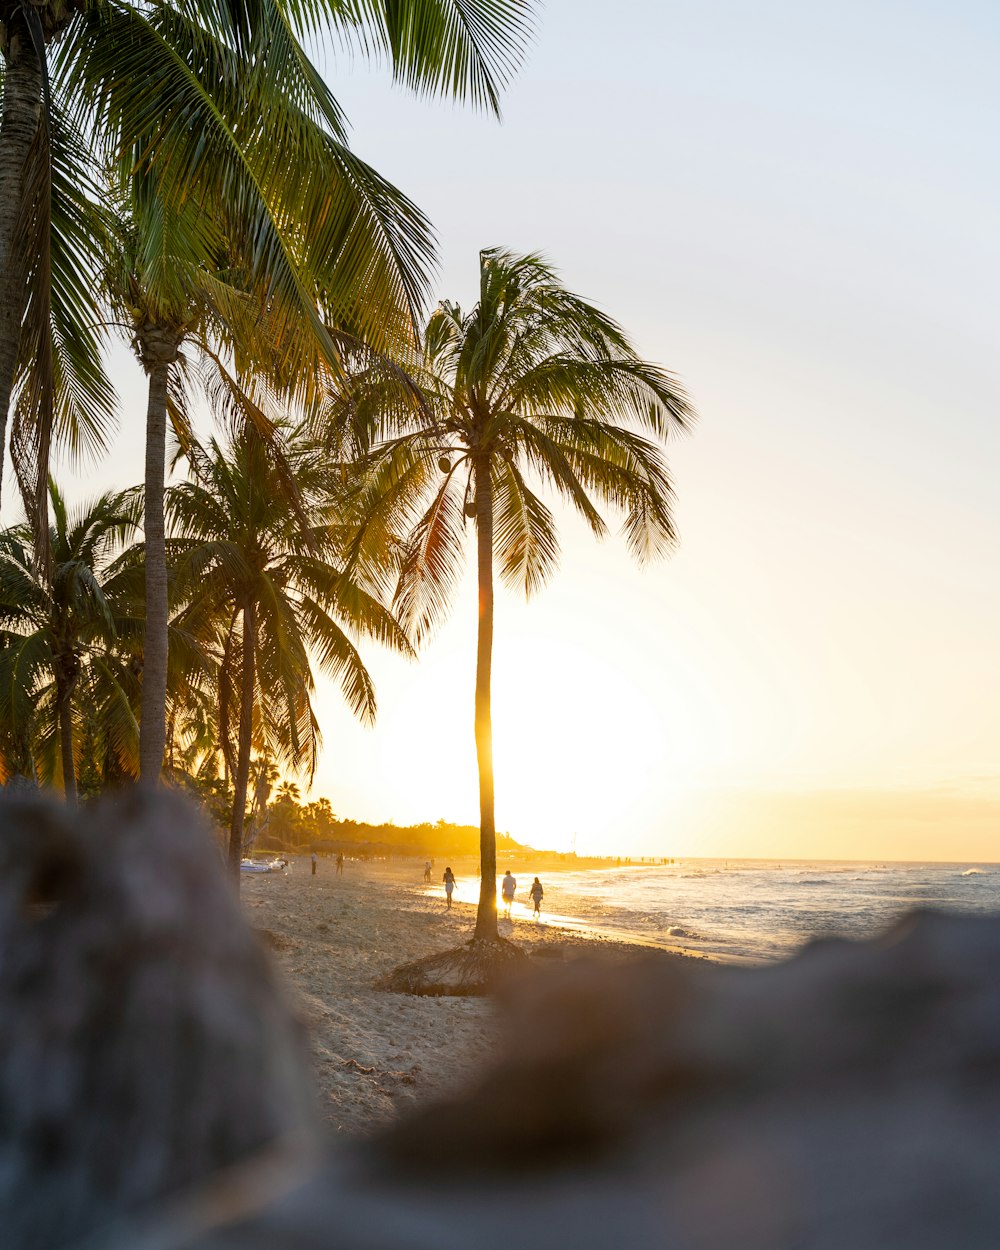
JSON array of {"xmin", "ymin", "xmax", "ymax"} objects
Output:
[{"xmin": 241, "ymin": 855, "xmax": 670, "ymax": 1135}]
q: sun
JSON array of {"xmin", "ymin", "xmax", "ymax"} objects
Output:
[{"xmin": 489, "ymin": 631, "xmax": 681, "ymax": 854}]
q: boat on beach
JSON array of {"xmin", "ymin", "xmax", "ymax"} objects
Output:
[{"xmin": 240, "ymin": 857, "xmax": 288, "ymax": 874}]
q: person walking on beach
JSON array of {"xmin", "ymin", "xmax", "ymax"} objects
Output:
[
  {"xmin": 443, "ymin": 866, "xmax": 456, "ymax": 909},
  {"xmin": 501, "ymin": 870, "xmax": 516, "ymax": 919},
  {"xmin": 529, "ymin": 876, "xmax": 544, "ymax": 918},
  {"xmin": 311, "ymin": 851, "xmax": 318, "ymax": 876},
  {"xmin": 423, "ymin": 861, "xmax": 432, "ymax": 883},
  {"xmin": 336, "ymin": 851, "xmax": 344, "ymax": 876}
]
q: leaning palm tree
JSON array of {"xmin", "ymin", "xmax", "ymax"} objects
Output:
[
  {"xmin": 168, "ymin": 427, "xmax": 412, "ymax": 880},
  {"xmin": 0, "ymin": 481, "xmax": 138, "ymax": 800},
  {"xmin": 341, "ymin": 248, "xmax": 694, "ymax": 965}
]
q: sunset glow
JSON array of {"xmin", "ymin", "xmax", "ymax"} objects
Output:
[{"xmin": 12, "ymin": 0, "xmax": 997, "ymax": 864}]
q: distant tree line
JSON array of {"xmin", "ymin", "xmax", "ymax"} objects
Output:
[{"xmin": 252, "ymin": 789, "xmax": 526, "ymax": 859}]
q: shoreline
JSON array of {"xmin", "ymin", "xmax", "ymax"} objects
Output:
[
  {"xmin": 410, "ymin": 855, "xmax": 753, "ymax": 964},
  {"xmin": 241, "ymin": 855, "xmax": 695, "ymax": 1135},
  {"xmin": 418, "ymin": 881, "xmax": 743, "ymax": 962}
]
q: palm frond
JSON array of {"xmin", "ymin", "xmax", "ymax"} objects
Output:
[
  {"xmin": 308, "ymin": 0, "xmax": 534, "ymax": 115},
  {"xmin": 393, "ymin": 469, "xmax": 468, "ymax": 642},
  {"xmin": 490, "ymin": 456, "xmax": 558, "ymax": 595},
  {"xmin": 335, "ymin": 245, "xmax": 696, "ymax": 637}
]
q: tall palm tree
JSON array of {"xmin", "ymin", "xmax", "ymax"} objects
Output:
[
  {"xmin": 0, "ymin": 481, "xmax": 137, "ymax": 800},
  {"xmin": 339, "ymin": 249, "xmax": 695, "ymax": 944},
  {"xmin": 108, "ymin": 144, "xmax": 413, "ymax": 787},
  {"xmin": 168, "ymin": 427, "xmax": 412, "ymax": 879},
  {"xmin": 0, "ymin": 0, "xmax": 535, "ymax": 512},
  {"xmin": 104, "ymin": 186, "xmax": 293, "ymax": 787},
  {"xmin": 99, "ymin": 0, "xmax": 533, "ymax": 788}
]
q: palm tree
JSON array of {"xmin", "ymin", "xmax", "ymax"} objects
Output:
[
  {"xmin": 97, "ymin": 0, "xmax": 533, "ymax": 788},
  {"xmin": 108, "ymin": 149, "xmax": 417, "ymax": 787},
  {"xmin": 168, "ymin": 427, "xmax": 412, "ymax": 879},
  {"xmin": 104, "ymin": 189, "xmax": 289, "ymax": 787},
  {"xmin": 0, "ymin": 0, "xmax": 535, "ymax": 513},
  {"xmin": 4, "ymin": 1, "xmax": 534, "ymax": 796},
  {"xmin": 3, "ymin": 97, "xmax": 117, "ymax": 574},
  {"xmin": 0, "ymin": 481, "xmax": 138, "ymax": 800},
  {"xmin": 339, "ymin": 248, "xmax": 695, "ymax": 948}
]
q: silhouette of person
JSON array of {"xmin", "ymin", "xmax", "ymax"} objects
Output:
[
  {"xmin": 311, "ymin": 851, "xmax": 318, "ymax": 876},
  {"xmin": 336, "ymin": 852, "xmax": 344, "ymax": 875},
  {"xmin": 529, "ymin": 877, "xmax": 544, "ymax": 917},
  {"xmin": 443, "ymin": 866, "xmax": 456, "ymax": 909},
  {"xmin": 423, "ymin": 861, "xmax": 432, "ymax": 882},
  {"xmin": 501, "ymin": 870, "xmax": 516, "ymax": 918}
]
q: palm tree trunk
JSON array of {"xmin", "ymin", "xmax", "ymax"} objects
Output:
[
  {"xmin": 0, "ymin": 20, "xmax": 43, "ymax": 507},
  {"xmin": 56, "ymin": 676, "xmax": 77, "ymax": 807},
  {"xmin": 473, "ymin": 458, "xmax": 498, "ymax": 942},
  {"xmin": 228, "ymin": 601, "xmax": 256, "ymax": 882},
  {"xmin": 138, "ymin": 359, "xmax": 170, "ymax": 785}
]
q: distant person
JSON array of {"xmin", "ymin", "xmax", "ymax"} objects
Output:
[
  {"xmin": 501, "ymin": 870, "xmax": 517, "ymax": 918},
  {"xmin": 311, "ymin": 851, "xmax": 318, "ymax": 876},
  {"xmin": 443, "ymin": 866, "xmax": 456, "ymax": 909},
  {"xmin": 423, "ymin": 861, "xmax": 432, "ymax": 883},
  {"xmin": 529, "ymin": 876, "xmax": 544, "ymax": 918},
  {"xmin": 336, "ymin": 851, "xmax": 344, "ymax": 876}
]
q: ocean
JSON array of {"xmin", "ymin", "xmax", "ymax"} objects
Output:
[{"xmin": 497, "ymin": 859, "xmax": 1000, "ymax": 962}]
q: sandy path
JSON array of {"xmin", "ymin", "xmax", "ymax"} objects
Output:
[{"xmin": 241, "ymin": 855, "xmax": 656, "ymax": 1136}]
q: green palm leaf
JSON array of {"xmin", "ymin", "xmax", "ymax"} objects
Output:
[{"xmin": 165, "ymin": 424, "xmax": 409, "ymax": 871}]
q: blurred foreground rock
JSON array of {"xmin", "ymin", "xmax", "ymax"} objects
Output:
[
  {"xmin": 0, "ymin": 791, "xmax": 316, "ymax": 1250},
  {"xmin": 152, "ymin": 908, "xmax": 1000, "ymax": 1250},
  {"xmin": 2, "ymin": 792, "xmax": 999, "ymax": 1249}
]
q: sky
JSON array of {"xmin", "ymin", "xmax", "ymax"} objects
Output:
[{"xmin": 18, "ymin": 0, "xmax": 1000, "ymax": 860}]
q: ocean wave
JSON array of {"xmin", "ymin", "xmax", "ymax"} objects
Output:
[{"xmin": 534, "ymin": 862, "xmax": 1000, "ymax": 964}]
